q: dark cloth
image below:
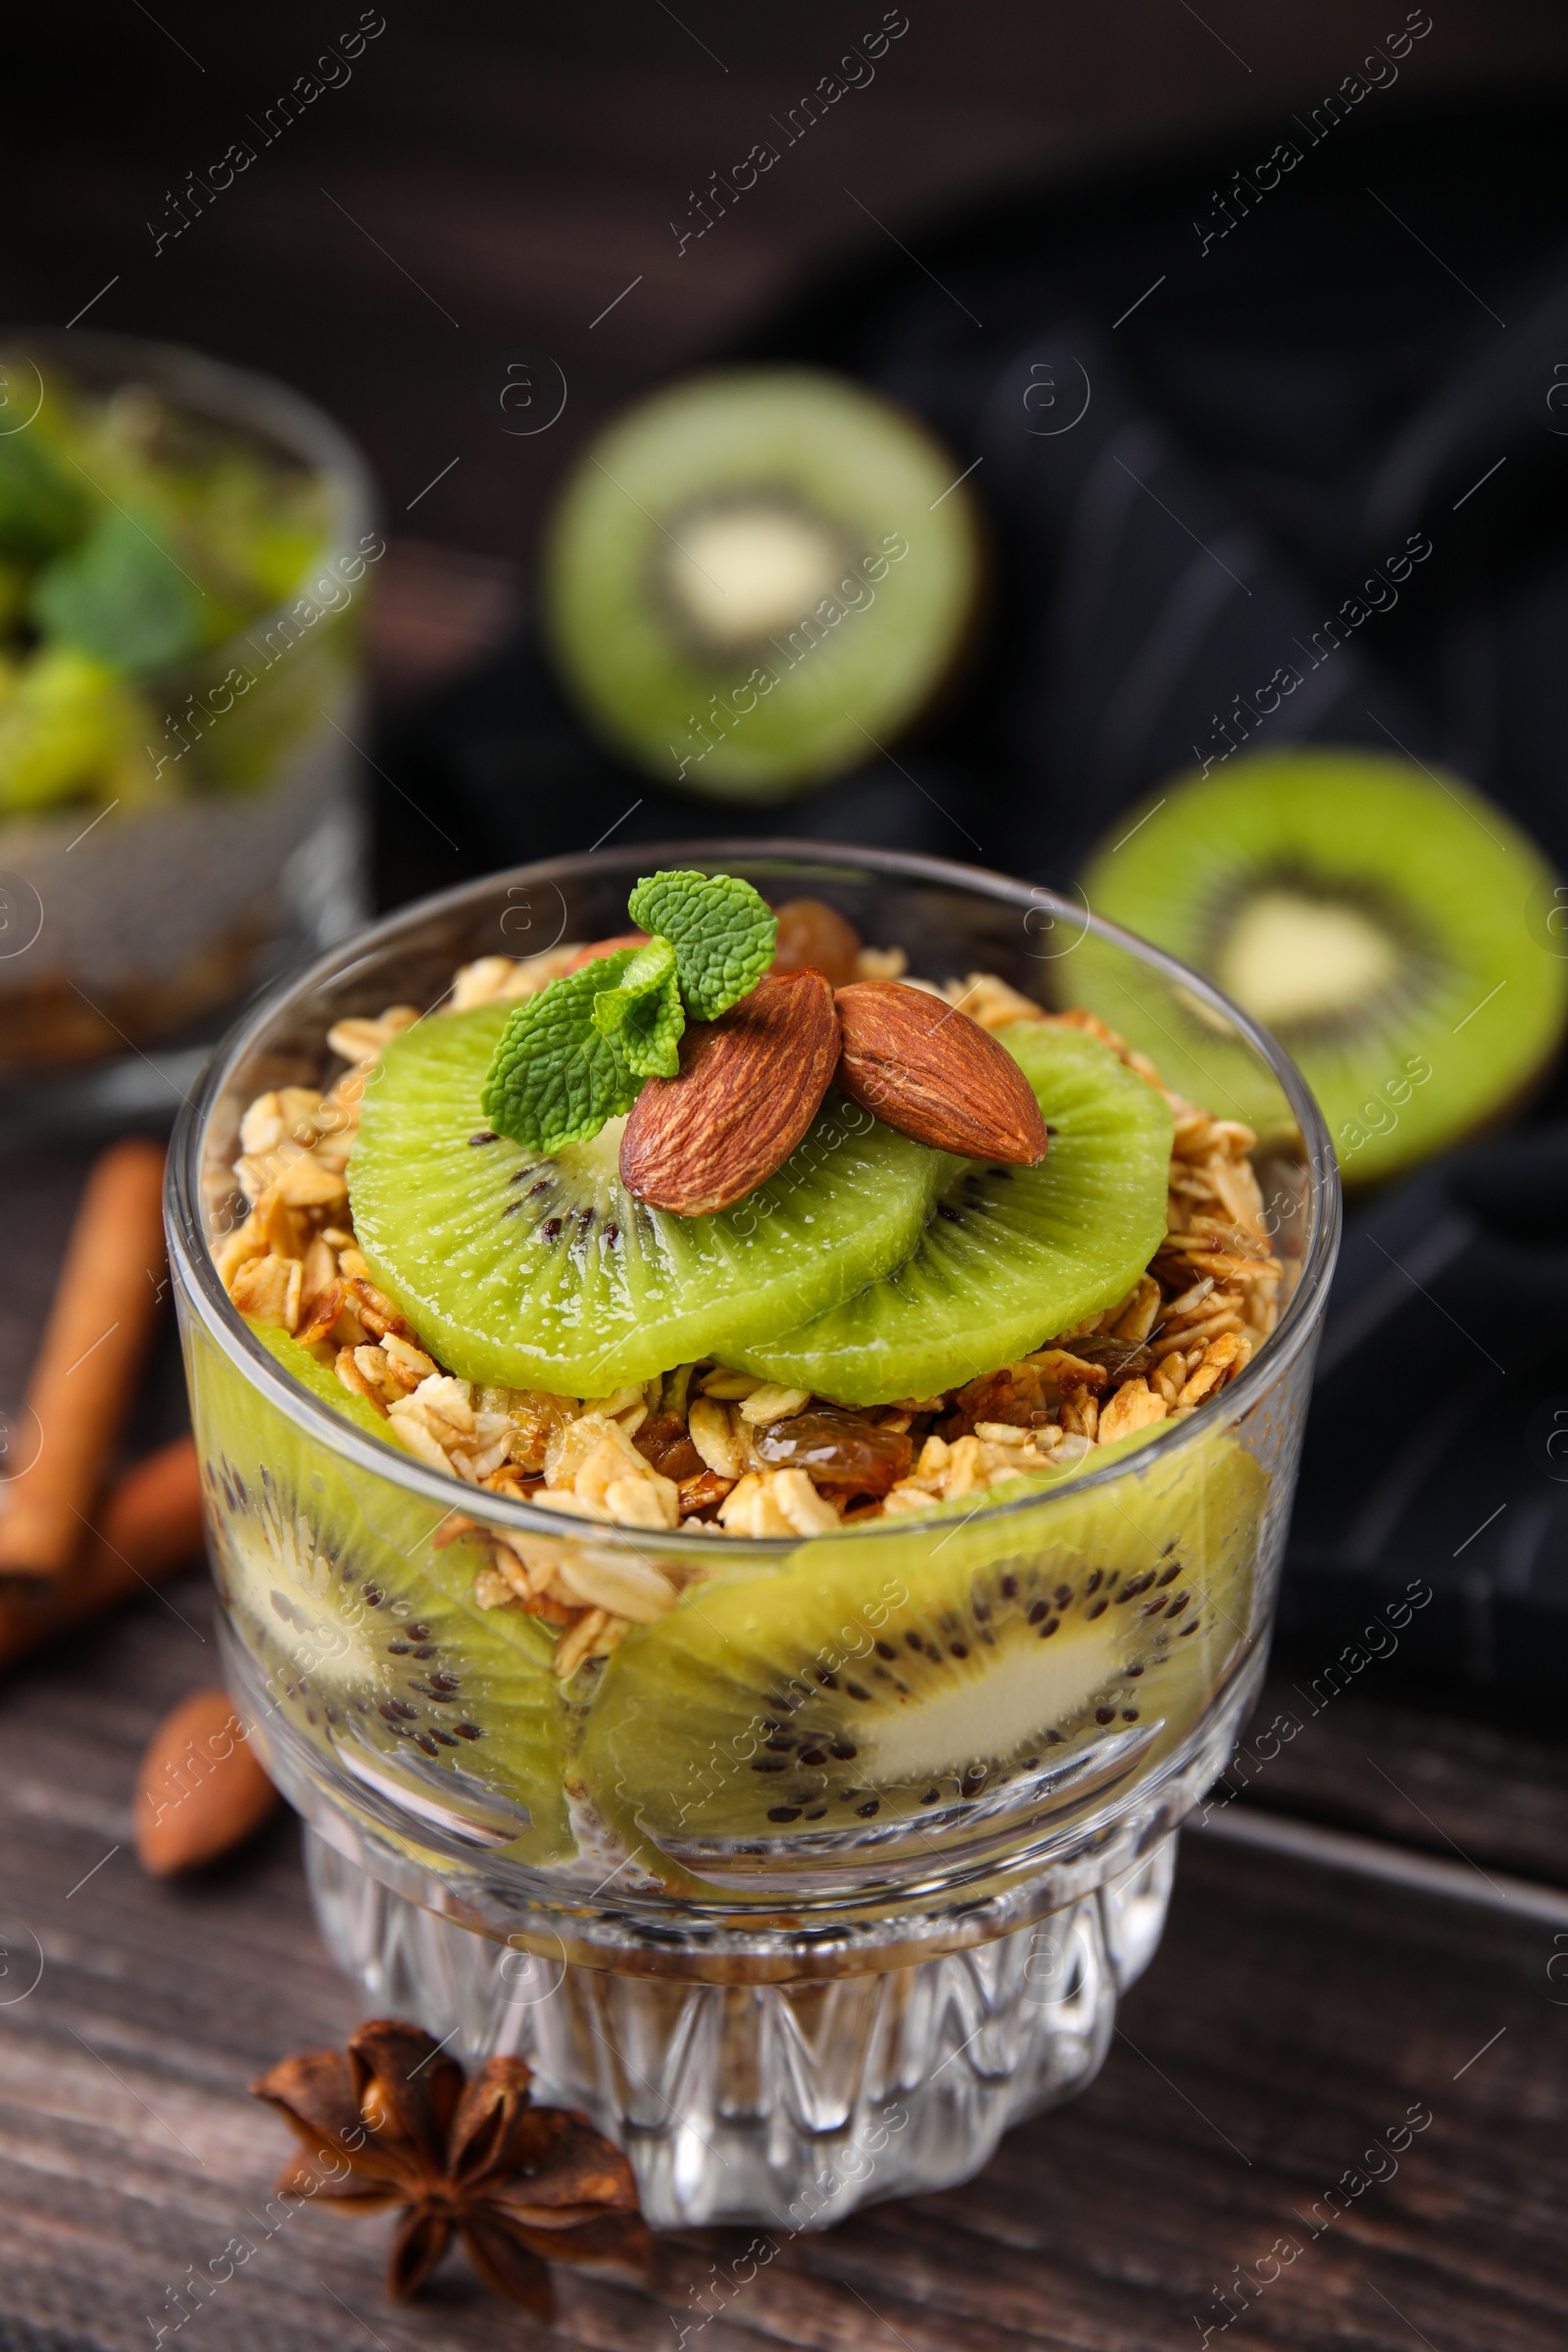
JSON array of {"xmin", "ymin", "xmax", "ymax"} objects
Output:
[
  {"xmin": 1287, "ymin": 1125, "xmax": 1568, "ymax": 1690},
  {"xmin": 380, "ymin": 85, "xmax": 1568, "ymax": 1689}
]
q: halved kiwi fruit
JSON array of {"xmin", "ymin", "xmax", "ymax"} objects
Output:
[
  {"xmin": 190, "ymin": 1317, "xmax": 574, "ymax": 1863},
  {"xmin": 577, "ymin": 1426, "xmax": 1265, "ymax": 1860},
  {"xmin": 1078, "ymin": 751, "xmax": 1568, "ymax": 1184},
  {"xmin": 727, "ymin": 1020, "xmax": 1173, "ymax": 1405},
  {"xmin": 541, "ymin": 367, "xmax": 983, "ymax": 800},
  {"xmin": 349, "ymin": 1004, "xmax": 947, "ymax": 1396}
]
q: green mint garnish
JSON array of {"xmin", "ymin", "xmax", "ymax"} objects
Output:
[
  {"xmin": 480, "ymin": 867, "xmax": 781, "ymax": 1155},
  {"xmin": 31, "ymin": 507, "xmax": 209, "ymax": 676},
  {"xmin": 480, "ymin": 948, "xmax": 644, "ymax": 1154},
  {"xmin": 626, "ymin": 869, "xmax": 777, "ymax": 1023},
  {"xmin": 591, "ymin": 934, "xmax": 686, "ymax": 1078}
]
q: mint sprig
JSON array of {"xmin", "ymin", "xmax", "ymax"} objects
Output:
[
  {"xmin": 480, "ymin": 869, "xmax": 780, "ymax": 1155},
  {"xmin": 480, "ymin": 949, "xmax": 644, "ymax": 1154},
  {"xmin": 626, "ymin": 870, "xmax": 776, "ymax": 1022},
  {"xmin": 591, "ymin": 935, "xmax": 685, "ymax": 1077}
]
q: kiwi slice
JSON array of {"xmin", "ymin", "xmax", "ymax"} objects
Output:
[
  {"xmin": 349, "ymin": 1004, "xmax": 947, "ymax": 1396},
  {"xmin": 541, "ymin": 367, "xmax": 983, "ymax": 800},
  {"xmin": 1078, "ymin": 751, "xmax": 1568, "ymax": 1184},
  {"xmin": 727, "ymin": 1020, "xmax": 1173, "ymax": 1406},
  {"xmin": 191, "ymin": 1317, "xmax": 573, "ymax": 1863},
  {"xmin": 577, "ymin": 1427, "xmax": 1265, "ymax": 1861}
]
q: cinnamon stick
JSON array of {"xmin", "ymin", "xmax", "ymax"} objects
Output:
[
  {"xmin": 0, "ymin": 1437, "xmax": 204, "ymax": 1669},
  {"xmin": 0, "ymin": 1138, "xmax": 168, "ymax": 1577}
]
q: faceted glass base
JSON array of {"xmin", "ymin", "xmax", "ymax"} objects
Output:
[{"xmin": 306, "ymin": 1827, "xmax": 1177, "ymax": 2230}]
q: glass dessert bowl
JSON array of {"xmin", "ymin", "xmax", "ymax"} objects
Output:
[
  {"xmin": 166, "ymin": 844, "xmax": 1339, "ymax": 2230},
  {"xmin": 0, "ymin": 329, "xmax": 375, "ymax": 1077}
]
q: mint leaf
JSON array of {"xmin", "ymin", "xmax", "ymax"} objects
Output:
[
  {"xmin": 626, "ymin": 870, "xmax": 777, "ymax": 1022},
  {"xmin": 591, "ymin": 935, "xmax": 686, "ymax": 1077},
  {"xmin": 480, "ymin": 950, "xmax": 644, "ymax": 1153},
  {"xmin": 617, "ymin": 970, "xmax": 686, "ymax": 1077},
  {"xmin": 30, "ymin": 508, "xmax": 208, "ymax": 676}
]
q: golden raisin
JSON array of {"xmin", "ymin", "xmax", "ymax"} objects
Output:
[
  {"xmin": 754, "ymin": 1406, "xmax": 912, "ymax": 1494},
  {"xmin": 504, "ymin": 1393, "xmax": 577, "ymax": 1474},
  {"xmin": 635, "ymin": 1412, "xmax": 706, "ymax": 1484},
  {"xmin": 769, "ymin": 898, "xmax": 862, "ymax": 990}
]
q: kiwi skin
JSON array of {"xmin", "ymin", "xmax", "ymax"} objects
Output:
[
  {"xmin": 1078, "ymin": 751, "xmax": 1568, "ymax": 1188},
  {"xmin": 540, "ymin": 366, "xmax": 989, "ymax": 801}
]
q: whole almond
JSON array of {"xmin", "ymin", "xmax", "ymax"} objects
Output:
[
  {"xmin": 135, "ymin": 1687, "xmax": 279, "ymax": 1876},
  {"xmin": 834, "ymin": 982, "xmax": 1050, "ymax": 1163},
  {"xmin": 620, "ymin": 969, "xmax": 840, "ymax": 1216}
]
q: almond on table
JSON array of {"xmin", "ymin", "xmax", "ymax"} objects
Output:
[{"xmin": 135, "ymin": 1687, "xmax": 279, "ymax": 1875}]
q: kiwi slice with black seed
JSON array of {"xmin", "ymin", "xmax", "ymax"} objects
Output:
[
  {"xmin": 577, "ymin": 1428, "xmax": 1265, "ymax": 1859},
  {"xmin": 727, "ymin": 1019, "xmax": 1172, "ymax": 1406},
  {"xmin": 541, "ymin": 367, "xmax": 983, "ymax": 800},
  {"xmin": 1078, "ymin": 750, "xmax": 1568, "ymax": 1185},
  {"xmin": 349, "ymin": 1004, "xmax": 947, "ymax": 1396},
  {"xmin": 192, "ymin": 1318, "xmax": 573, "ymax": 1863}
]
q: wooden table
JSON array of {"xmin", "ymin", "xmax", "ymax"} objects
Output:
[{"xmin": 4, "ymin": 1096, "xmax": 1568, "ymax": 2350}]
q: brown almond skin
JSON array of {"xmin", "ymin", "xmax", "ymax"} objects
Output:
[
  {"xmin": 135, "ymin": 1687, "xmax": 280, "ymax": 1876},
  {"xmin": 834, "ymin": 982, "xmax": 1050, "ymax": 1164},
  {"xmin": 768, "ymin": 898, "xmax": 862, "ymax": 991},
  {"xmin": 620, "ymin": 969, "xmax": 840, "ymax": 1216}
]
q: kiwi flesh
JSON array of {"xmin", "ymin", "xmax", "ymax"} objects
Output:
[
  {"xmin": 1078, "ymin": 751, "xmax": 1568, "ymax": 1185},
  {"xmin": 541, "ymin": 367, "xmax": 983, "ymax": 800},
  {"xmin": 727, "ymin": 1020, "xmax": 1173, "ymax": 1406},
  {"xmin": 577, "ymin": 1427, "xmax": 1265, "ymax": 1862},
  {"xmin": 192, "ymin": 1317, "xmax": 573, "ymax": 1863},
  {"xmin": 349, "ymin": 1004, "xmax": 947, "ymax": 1396}
]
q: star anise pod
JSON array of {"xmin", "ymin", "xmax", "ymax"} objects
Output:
[{"xmin": 251, "ymin": 2019, "xmax": 653, "ymax": 2311}]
